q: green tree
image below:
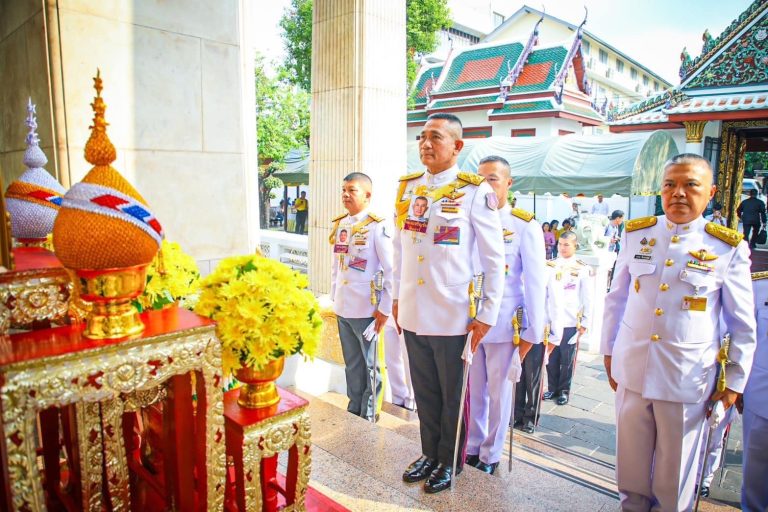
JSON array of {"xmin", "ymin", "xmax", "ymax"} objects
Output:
[
  {"xmin": 279, "ymin": 0, "xmax": 451, "ymax": 95},
  {"xmin": 745, "ymin": 152, "xmax": 768, "ymax": 178},
  {"xmin": 279, "ymin": 0, "xmax": 313, "ymax": 92},
  {"xmin": 256, "ymin": 55, "xmax": 310, "ymax": 228}
]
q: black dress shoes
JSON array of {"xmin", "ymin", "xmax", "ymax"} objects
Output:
[
  {"xmin": 556, "ymin": 393, "xmax": 569, "ymax": 406},
  {"xmin": 522, "ymin": 421, "xmax": 535, "ymax": 434},
  {"xmin": 699, "ymin": 485, "xmax": 710, "ymax": 498},
  {"xmin": 543, "ymin": 391, "xmax": 556, "ymax": 400},
  {"xmin": 476, "ymin": 461, "xmax": 498, "ymax": 474},
  {"xmin": 465, "ymin": 454, "xmax": 480, "ymax": 467},
  {"xmin": 403, "ymin": 456, "xmax": 438, "ymax": 483},
  {"xmin": 424, "ymin": 463, "xmax": 462, "ymax": 494},
  {"xmin": 513, "ymin": 418, "xmax": 524, "ymax": 429}
]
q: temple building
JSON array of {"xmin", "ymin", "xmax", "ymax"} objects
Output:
[
  {"xmin": 607, "ymin": 0, "xmax": 768, "ymax": 227},
  {"xmin": 408, "ymin": 5, "xmax": 673, "ymax": 141}
]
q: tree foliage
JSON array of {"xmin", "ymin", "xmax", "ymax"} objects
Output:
[
  {"xmin": 279, "ymin": 0, "xmax": 451, "ymax": 94},
  {"xmin": 255, "ymin": 55, "xmax": 310, "ymax": 227},
  {"xmin": 279, "ymin": 0, "xmax": 313, "ymax": 92},
  {"xmin": 745, "ymin": 152, "xmax": 768, "ymax": 178}
]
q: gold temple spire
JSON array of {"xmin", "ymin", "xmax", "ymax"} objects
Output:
[{"xmin": 84, "ymin": 69, "xmax": 117, "ymax": 167}]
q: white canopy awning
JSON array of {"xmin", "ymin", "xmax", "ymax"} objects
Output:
[{"xmin": 407, "ymin": 131, "xmax": 679, "ymax": 196}]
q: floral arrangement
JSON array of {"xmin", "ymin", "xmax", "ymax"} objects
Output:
[
  {"xmin": 134, "ymin": 240, "xmax": 200, "ymax": 312},
  {"xmin": 194, "ymin": 254, "xmax": 321, "ymax": 375}
]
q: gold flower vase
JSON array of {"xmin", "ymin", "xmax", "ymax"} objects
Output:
[
  {"xmin": 75, "ymin": 264, "xmax": 148, "ymax": 339},
  {"xmin": 235, "ymin": 357, "xmax": 285, "ymax": 409}
]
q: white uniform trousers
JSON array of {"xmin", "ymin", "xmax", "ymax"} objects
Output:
[
  {"xmin": 467, "ymin": 342, "xmax": 521, "ymax": 464},
  {"xmin": 615, "ymin": 386, "xmax": 707, "ymax": 512},
  {"xmin": 742, "ymin": 408, "xmax": 768, "ymax": 512},
  {"xmin": 383, "ymin": 324, "xmax": 415, "ymax": 409}
]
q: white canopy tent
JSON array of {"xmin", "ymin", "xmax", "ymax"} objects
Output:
[{"xmin": 407, "ymin": 131, "xmax": 679, "ymax": 198}]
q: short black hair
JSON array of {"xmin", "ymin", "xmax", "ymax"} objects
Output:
[
  {"xmin": 610, "ymin": 210, "xmax": 625, "ymax": 220},
  {"xmin": 560, "ymin": 230, "xmax": 578, "ymax": 241},
  {"xmin": 664, "ymin": 153, "xmax": 713, "ymax": 175},
  {"xmin": 343, "ymin": 172, "xmax": 372, "ymax": 186},
  {"xmin": 562, "ymin": 218, "xmax": 572, "ymax": 226},
  {"xmin": 749, "ymin": 189, "xmax": 758, "ymax": 197},
  {"xmin": 426, "ymin": 113, "xmax": 463, "ymax": 138},
  {"xmin": 478, "ymin": 155, "xmax": 510, "ymax": 168}
]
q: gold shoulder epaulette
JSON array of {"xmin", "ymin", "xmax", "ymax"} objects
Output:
[
  {"xmin": 457, "ymin": 171, "xmax": 485, "ymax": 186},
  {"xmin": 546, "ymin": 261, "xmax": 556, "ymax": 267},
  {"xmin": 332, "ymin": 212, "xmax": 348, "ymax": 222},
  {"xmin": 752, "ymin": 271, "xmax": 768, "ymax": 281},
  {"xmin": 626, "ymin": 216, "xmax": 657, "ymax": 232},
  {"xmin": 367, "ymin": 212, "xmax": 383, "ymax": 223},
  {"xmin": 705, "ymin": 222, "xmax": 742, "ymax": 247},
  {"xmin": 398, "ymin": 171, "xmax": 425, "ymax": 182},
  {"xmin": 511, "ymin": 208, "xmax": 535, "ymax": 222}
]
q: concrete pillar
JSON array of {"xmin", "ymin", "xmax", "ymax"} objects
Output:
[
  {"xmin": 683, "ymin": 120, "xmax": 708, "ymax": 155},
  {"xmin": 308, "ymin": 0, "xmax": 406, "ymax": 294}
]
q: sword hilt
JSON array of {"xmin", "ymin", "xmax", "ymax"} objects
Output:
[
  {"xmin": 543, "ymin": 323, "xmax": 551, "ymax": 347},
  {"xmin": 468, "ymin": 273, "xmax": 484, "ymax": 319},
  {"xmin": 576, "ymin": 308, "xmax": 584, "ymax": 331},
  {"xmin": 370, "ymin": 270, "xmax": 384, "ymax": 306},
  {"xmin": 717, "ymin": 333, "xmax": 732, "ymax": 393},
  {"xmin": 512, "ymin": 306, "xmax": 524, "ymax": 345}
]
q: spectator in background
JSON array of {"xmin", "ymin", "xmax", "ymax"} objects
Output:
[
  {"xmin": 706, "ymin": 202, "xmax": 727, "ymax": 226},
  {"xmin": 571, "ymin": 202, "xmax": 582, "ymax": 223},
  {"xmin": 591, "ymin": 194, "xmax": 610, "ymax": 215},
  {"xmin": 561, "ymin": 218, "xmax": 573, "ymax": 234},
  {"xmin": 737, "ymin": 189, "xmax": 766, "ymax": 249},
  {"xmin": 550, "ymin": 220, "xmax": 560, "ymax": 257},
  {"xmin": 294, "ymin": 191, "xmax": 309, "ymax": 234},
  {"xmin": 543, "ymin": 222, "xmax": 555, "ymax": 259},
  {"xmin": 605, "ymin": 210, "xmax": 625, "ymax": 253}
]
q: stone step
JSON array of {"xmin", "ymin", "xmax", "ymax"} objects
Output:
[
  {"xmin": 306, "ymin": 390, "xmax": 738, "ymax": 512},
  {"xmin": 295, "ymin": 389, "xmax": 618, "ymax": 511}
]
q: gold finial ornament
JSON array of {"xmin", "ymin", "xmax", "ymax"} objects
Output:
[
  {"xmin": 512, "ymin": 306, "xmax": 523, "ymax": 345},
  {"xmin": 84, "ymin": 69, "xmax": 117, "ymax": 167},
  {"xmin": 717, "ymin": 333, "xmax": 731, "ymax": 393}
]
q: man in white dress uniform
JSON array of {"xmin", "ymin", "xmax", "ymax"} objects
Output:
[
  {"xmin": 394, "ymin": 113, "xmax": 505, "ymax": 493},
  {"xmin": 330, "ymin": 172, "xmax": 394, "ymax": 421},
  {"xmin": 601, "ymin": 153, "xmax": 756, "ymax": 511}
]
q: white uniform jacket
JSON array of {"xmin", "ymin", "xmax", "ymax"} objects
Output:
[
  {"xmin": 745, "ymin": 273, "xmax": 768, "ymax": 419},
  {"xmin": 544, "ymin": 263, "xmax": 565, "ymax": 347},
  {"xmin": 330, "ymin": 209, "xmax": 394, "ymax": 319},
  {"xmin": 601, "ymin": 215, "xmax": 756, "ymax": 404},
  {"xmin": 479, "ymin": 204, "xmax": 548, "ymax": 344},
  {"xmin": 393, "ymin": 166, "xmax": 505, "ymax": 336},
  {"xmin": 549, "ymin": 256, "xmax": 594, "ymax": 341}
]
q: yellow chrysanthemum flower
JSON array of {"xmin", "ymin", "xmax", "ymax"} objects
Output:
[{"xmin": 194, "ymin": 253, "xmax": 321, "ymax": 375}]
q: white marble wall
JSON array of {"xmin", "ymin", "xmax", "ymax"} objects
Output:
[
  {"xmin": 0, "ymin": 0, "xmax": 259, "ymax": 262},
  {"xmin": 309, "ymin": 0, "xmax": 406, "ymax": 294},
  {"xmin": 0, "ymin": 0, "xmax": 57, "ymax": 187}
]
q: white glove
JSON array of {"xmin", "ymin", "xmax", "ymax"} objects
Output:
[
  {"xmin": 507, "ymin": 348, "xmax": 522, "ymax": 383},
  {"xmin": 461, "ymin": 335, "xmax": 473, "ymax": 365},
  {"xmin": 363, "ymin": 320, "xmax": 378, "ymax": 342},
  {"xmin": 708, "ymin": 400, "xmax": 726, "ymax": 429}
]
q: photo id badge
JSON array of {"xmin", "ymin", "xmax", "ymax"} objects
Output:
[
  {"xmin": 334, "ymin": 226, "xmax": 351, "ymax": 254},
  {"xmin": 403, "ymin": 194, "xmax": 433, "ymax": 234},
  {"xmin": 682, "ymin": 295, "xmax": 707, "ymax": 311}
]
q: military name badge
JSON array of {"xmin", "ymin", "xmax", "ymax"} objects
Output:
[
  {"xmin": 682, "ymin": 295, "xmax": 707, "ymax": 311},
  {"xmin": 503, "ymin": 229, "xmax": 515, "ymax": 243},
  {"xmin": 352, "ymin": 231, "xmax": 369, "ymax": 247},
  {"xmin": 686, "ymin": 260, "xmax": 714, "ymax": 273},
  {"xmin": 634, "ymin": 254, "xmax": 652, "ymax": 260},
  {"xmin": 348, "ymin": 257, "xmax": 368, "ymax": 272},
  {"xmin": 434, "ymin": 225, "xmax": 460, "ymax": 245},
  {"xmin": 441, "ymin": 199, "xmax": 462, "ymax": 214}
]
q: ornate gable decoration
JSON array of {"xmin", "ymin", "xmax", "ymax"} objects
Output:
[{"xmin": 680, "ymin": 0, "xmax": 768, "ymax": 84}]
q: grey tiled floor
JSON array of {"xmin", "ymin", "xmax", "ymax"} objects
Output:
[{"xmin": 536, "ymin": 351, "xmax": 743, "ymax": 508}]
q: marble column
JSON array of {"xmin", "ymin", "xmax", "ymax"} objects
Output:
[{"xmin": 308, "ymin": 0, "xmax": 406, "ymax": 295}]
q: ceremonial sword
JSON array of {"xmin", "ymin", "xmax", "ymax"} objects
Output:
[
  {"xmin": 509, "ymin": 306, "xmax": 524, "ymax": 472},
  {"xmin": 451, "ymin": 273, "xmax": 484, "ymax": 489},
  {"xmin": 694, "ymin": 333, "xmax": 731, "ymax": 512},
  {"xmin": 369, "ymin": 271, "xmax": 384, "ymax": 424},
  {"xmin": 532, "ymin": 324, "xmax": 551, "ymax": 432}
]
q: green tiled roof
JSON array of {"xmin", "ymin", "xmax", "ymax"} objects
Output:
[
  {"xmin": 413, "ymin": 66, "xmax": 443, "ymax": 105},
  {"xmin": 490, "ymin": 100, "xmax": 554, "ymax": 115},
  {"xmin": 438, "ymin": 42, "xmax": 524, "ymax": 93},
  {"xmin": 507, "ymin": 46, "xmax": 568, "ymax": 95},
  {"xmin": 407, "ymin": 111, "xmax": 429, "ymax": 123},
  {"xmin": 430, "ymin": 94, "xmax": 501, "ymax": 110}
]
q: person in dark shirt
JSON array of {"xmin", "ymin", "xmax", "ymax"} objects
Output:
[{"xmin": 737, "ymin": 189, "xmax": 767, "ymax": 248}]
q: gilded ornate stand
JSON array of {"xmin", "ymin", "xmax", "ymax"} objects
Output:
[
  {"xmin": 224, "ymin": 386, "xmax": 311, "ymax": 512},
  {"xmin": 0, "ymin": 307, "xmax": 227, "ymax": 512}
]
